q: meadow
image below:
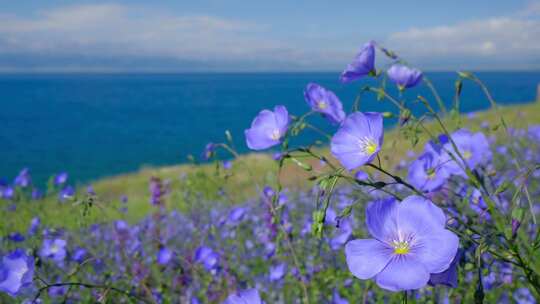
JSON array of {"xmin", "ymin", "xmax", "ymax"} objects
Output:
[{"xmin": 1, "ymin": 41, "xmax": 540, "ymax": 303}]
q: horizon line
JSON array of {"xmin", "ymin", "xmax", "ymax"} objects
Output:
[{"xmin": 1, "ymin": 69, "xmax": 540, "ymax": 75}]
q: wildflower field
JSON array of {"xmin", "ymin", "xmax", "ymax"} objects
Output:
[{"xmin": 2, "ymin": 42, "xmax": 540, "ymax": 303}]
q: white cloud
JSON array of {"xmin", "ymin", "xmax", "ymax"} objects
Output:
[
  {"xmin": 0, "ymin": 4, "xmax": 292, "ymax": 63},
  {"xmin": 385, "ymin": 14, "xmax": 540, "ymax": 69},
  {"xmin": 1, "ymin": 3, "xmax": 539, "ymax": 71}
]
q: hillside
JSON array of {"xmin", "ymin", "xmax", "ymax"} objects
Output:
[{"xmin": 3, "ymin": 101, "xmax": 540, "ymax": 233}]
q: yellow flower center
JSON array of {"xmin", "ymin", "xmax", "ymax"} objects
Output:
[
  {"xmin": 463, "ymin": 150, "xmax": 472, "ymax": 160},
  {"xmin": 270, "ymin": 129, "xmax": 281, "ymax": 141},
  {"xmin": 50, "ymin": 244, "xmax": 59, "ymax": 254},
  {"xmin": 317, "ymin": 100, "xmax": 327, "ymax": 109},
  {"xmin": 358, "ymin": 137, "xmax": 378, "ymax": 155},
  {"xmin": 426, "ymin": 168, "xmax": 436, "ymax": 179},
  {"xmin": 392, "ymin": 240, "xmax": 410, "ymax": 255}
]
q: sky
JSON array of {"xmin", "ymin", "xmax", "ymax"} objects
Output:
[{"xmin": 0, "ymin": 0, "xmax": 539, "ymax": 72}]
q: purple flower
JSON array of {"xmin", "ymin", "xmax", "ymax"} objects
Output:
[
  {"xmin": 345, "ymin": 196, "xmax": 458, "ymax": 291},
  {"xmin": 224, "ymin": 288, "xmax": 263, "ymax": 304},
  {"xmin": 468, "ymin": 189, "xmax": 490, "ymax": 221},
  {"xmin": 7, "ymin": 232, "xmax": 25, "ymax": 243},
  {"xmin": 511, "ymin": 218, "xmax": 521, "ymax": 239},
  {"xmin": 429, "ymin": 250, "xmax": 462, "ymax": 288},
  {"xmin": 272, "ymin": 152, "xmax": 283, "ymax": 161},
  {"xmin": 330, "ymin": 219, "xmax": 353, "ymax": 250},
  {"xmin": 115, "ymin": 220, "xmax": 129, "ymax": 232},
  {"xmin": 340, "ymin": 41, "xmax": 375, "ymax": 83},
  {"xmin": 54, "ymin": 172, "xmax": 68, "ymax": 185},
  {"xmin": 0, "ymin": 249, "xmax": 34, "ymax": 297},
  {"xmin": 194, "ymin": 246, "xmax": 219, "ymax": 271},
  {"xmin": 528, "ymin": 125, "xmax": 540, "ymax": 143},
  {"xmin": 157, "ymin": 247, "xmax": 173, "ymax": 265},
  {"xmin": 223, "ymin": 160, "xmax": 233, "ymax": 170},
  {"xmin": 263, "ymin": 186, "xmax": 275, "ymax": 198},
  {"xmin": 355, "ymin": 170, "xmax": 369, "ymax": 180},
  {"xmin": 513, "ymin": 288, "xmax": 536, "ymax": 304},
  {"xmin": 14, "ymin": 168, "xmax": 31, "ymax": 188},
  {"xmin": 228, "ymin": 207, "xmax": 247, "ymax": 224},
  {"xmin": 72, "ymin": 248, "xmax": 87, "ymax": 263},
  {"xmin": 304, "ymin": 83, "xmax": 345, "ymax": 124},
  {"xmin": 408, "ymin": 149, "xmax": 450, "ymax": 192},
  {"xmin": 86, "ymin": 185, "xmax": 96, "ymax": 195},
  {"xmin": 331, "ymin": 112, "xmax": 384, "ymax": 170},
  {"xmin": 202, "ymin": 143, "xmax": 216, "ymax": 160},
  {"xmin": 245, "ymin": 105, "xmax": 289, "ymax": 150},
  {"xmin": 387, "ymin": 64, "xmax": 423, "ymax": 90},
  {"xmin": 28, "ymin": 217, "xmax": 40, "ymax": 235},
  {"xmin": 48, "ymin": 284, "xmax": 67, "ymax": 297},
  {"xmin": 277, "ymin": 193, "xmax": 288, "ymax": 206},
  {"xmin": 1, "ymin": 186, "xmax": 14, "ymax": 200},
  {"xmin": 332, "ymin": 290, "xmax": 349, "ymax": 304},
  {"xmin": 40, "ymin": 239, "xmax": 67, "ymax": 263},
  {"xmin": 269, "ymin": 262, "xmax": 287, "ymax": 282},
  {"xmin": 59, "ymin": 185, "xmax": 75, "ymax": 202},
  {"xmin": 442, "ymin": 129, "xmax": 492, "ymax": 176},
  {"xmin": 149, "ymin": 177, "xmax": 164, "ymax": 206},
  {"xmin": 31, "ymin": 188, "xmax": 43, "ymax": 200}
]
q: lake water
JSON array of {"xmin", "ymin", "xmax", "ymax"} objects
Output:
[{"xmin": 1, "ymin": 72, "xmax": 539, "ymax": 185}]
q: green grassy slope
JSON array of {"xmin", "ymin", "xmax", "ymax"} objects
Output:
[{"xmin": 3, "ymin": 101, "xmax": 540, "ymax": 234}]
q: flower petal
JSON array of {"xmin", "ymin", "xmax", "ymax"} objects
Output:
[
  {"xmin": 365, "ymin": 198, "xmax": 399, "ymax": 241},
  {"xmin": 364, "ymin": 112, "xmax": 384, "ymax": 144},
  {"xmin": 245, "ymin": 128, "xmax": 277, "ymax": 150},
  {"xmin": 273, "ymin": 105, "xmax": 289, "ymax": 131},
  {"xmin": 345, "ymin": 239, "xmax": 392, "ymax": 280},
  {"xmin": 375, "ymin": 256, "xmax": 430, "ymax": 291},
  {"xmin": 414, "ymin": 228, "xmax": 459, "ymax": 274},
  {"xmin": 397, "ymin": 195, "xmax": 446, "ymax": 236}
]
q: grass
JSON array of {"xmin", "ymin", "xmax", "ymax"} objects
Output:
[{"xmin": 3, "ymin": 101, "xmax": 540, "ymax": 234}]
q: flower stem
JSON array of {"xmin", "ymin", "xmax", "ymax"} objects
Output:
[{"xmin": 402, "ymin": 291, "xmax": 408, "ymax": 304}]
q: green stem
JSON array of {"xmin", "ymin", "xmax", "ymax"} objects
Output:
[
  {"xmin": 366, "ymin": 163, "xmax": 425, "ymax": 197},
  {"xmin": 402, "ymin": 290, "xmax": 408, "ymax": 304}
]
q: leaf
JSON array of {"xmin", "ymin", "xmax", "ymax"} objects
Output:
[{"xmin": 494, "ymin": 181, "xmax": 511, "ymax": 195}]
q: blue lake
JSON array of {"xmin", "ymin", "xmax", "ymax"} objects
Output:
[{"xmin": 1, "ymin": 72, "xmax": 539, "ymax": 186}]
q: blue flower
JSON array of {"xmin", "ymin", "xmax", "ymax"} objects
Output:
[
  {"xmin": 28, "ymin": 217, "xmax": 40, "ymax": 235},
  {"xmin": 14, "ymin": 168, "xmax": 31, "ymax": 188},
  {"xmin": 72, "ymin": 248, "xmax": 87, "ymax": 264},
  {"xmin": 304, "ymin": 83, "xmax": 345, "ymax": 124},
  {"xmin": 513, "ymin": 288, "xmax": 536, "ymax": 304},
  {"xmin": 202, "ymin": 143, "xmax": 216, "ymax": 160},
  {"xmin": 408, "ymin": 148, "xmax": 450, "ymax": 192},
  {"xmin": 429, "ymin": 250, "xmax": 462, "ymax": 288},
  {"xmin": 59, "ymin": 185, "xmax": 75, "ymax": 202},
  {"xmin": 245, "ymin": 105, "xmax": 290, "ymax": 150},
  {"xmin": 1, "ymin": 186, "xmax": 14, "ymax": 200},
  {"xmin": 387, "ymin": 64, "xmax": 423, "ymax": 90},
  {"xmin": 442, "ymin": 129, "xmax": 492, "ymax": 176},
  {"xmin": 0, "ymin": 249, "xmax": 34, "ymax": 297},
  {"xmin": 7, "ymin": 232, "xmax": 25, "ymax": 243},
  {"xmin": 223, "ymin": 160, "xmax": 233, "ymax": 170},
  {"xmin": 331, "ymin": 112, "xmax": 384, "ymax": 170},
  {"xmin": 340, "ymin": 41, "xmax": 376, "ymax": 83},
  {"xmin": 345, "ymin": 196, "xmax": 458, "ymax": 291},
  {"xmin": 269, "ymin": 262, "xmax": 287, "ymax": 282},
  {"xmin": 157, "ymin": 247, "xmax": 173, "ymax": 265},
  {"xmin": 54, "ymin": 172, "xmax": 68, "ymax": 185},
  {"xmin": 195, "ymin": 246, "xmax": 219, "ymax": 271},
  {"xmin": 224, "ymin": 288, "xmax": 264, "ymax": 304},
  {"xmin": 332, "ymin": 289, "xmax": 349, "ymax": 304},
  {"xmin": 40, "ymin": 239, "xmax": 67, "ymax": 263}
]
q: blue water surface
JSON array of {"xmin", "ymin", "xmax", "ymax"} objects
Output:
[{"xmin": 0, "ymin": 72, "xmax": 539, "ymax": 185}]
